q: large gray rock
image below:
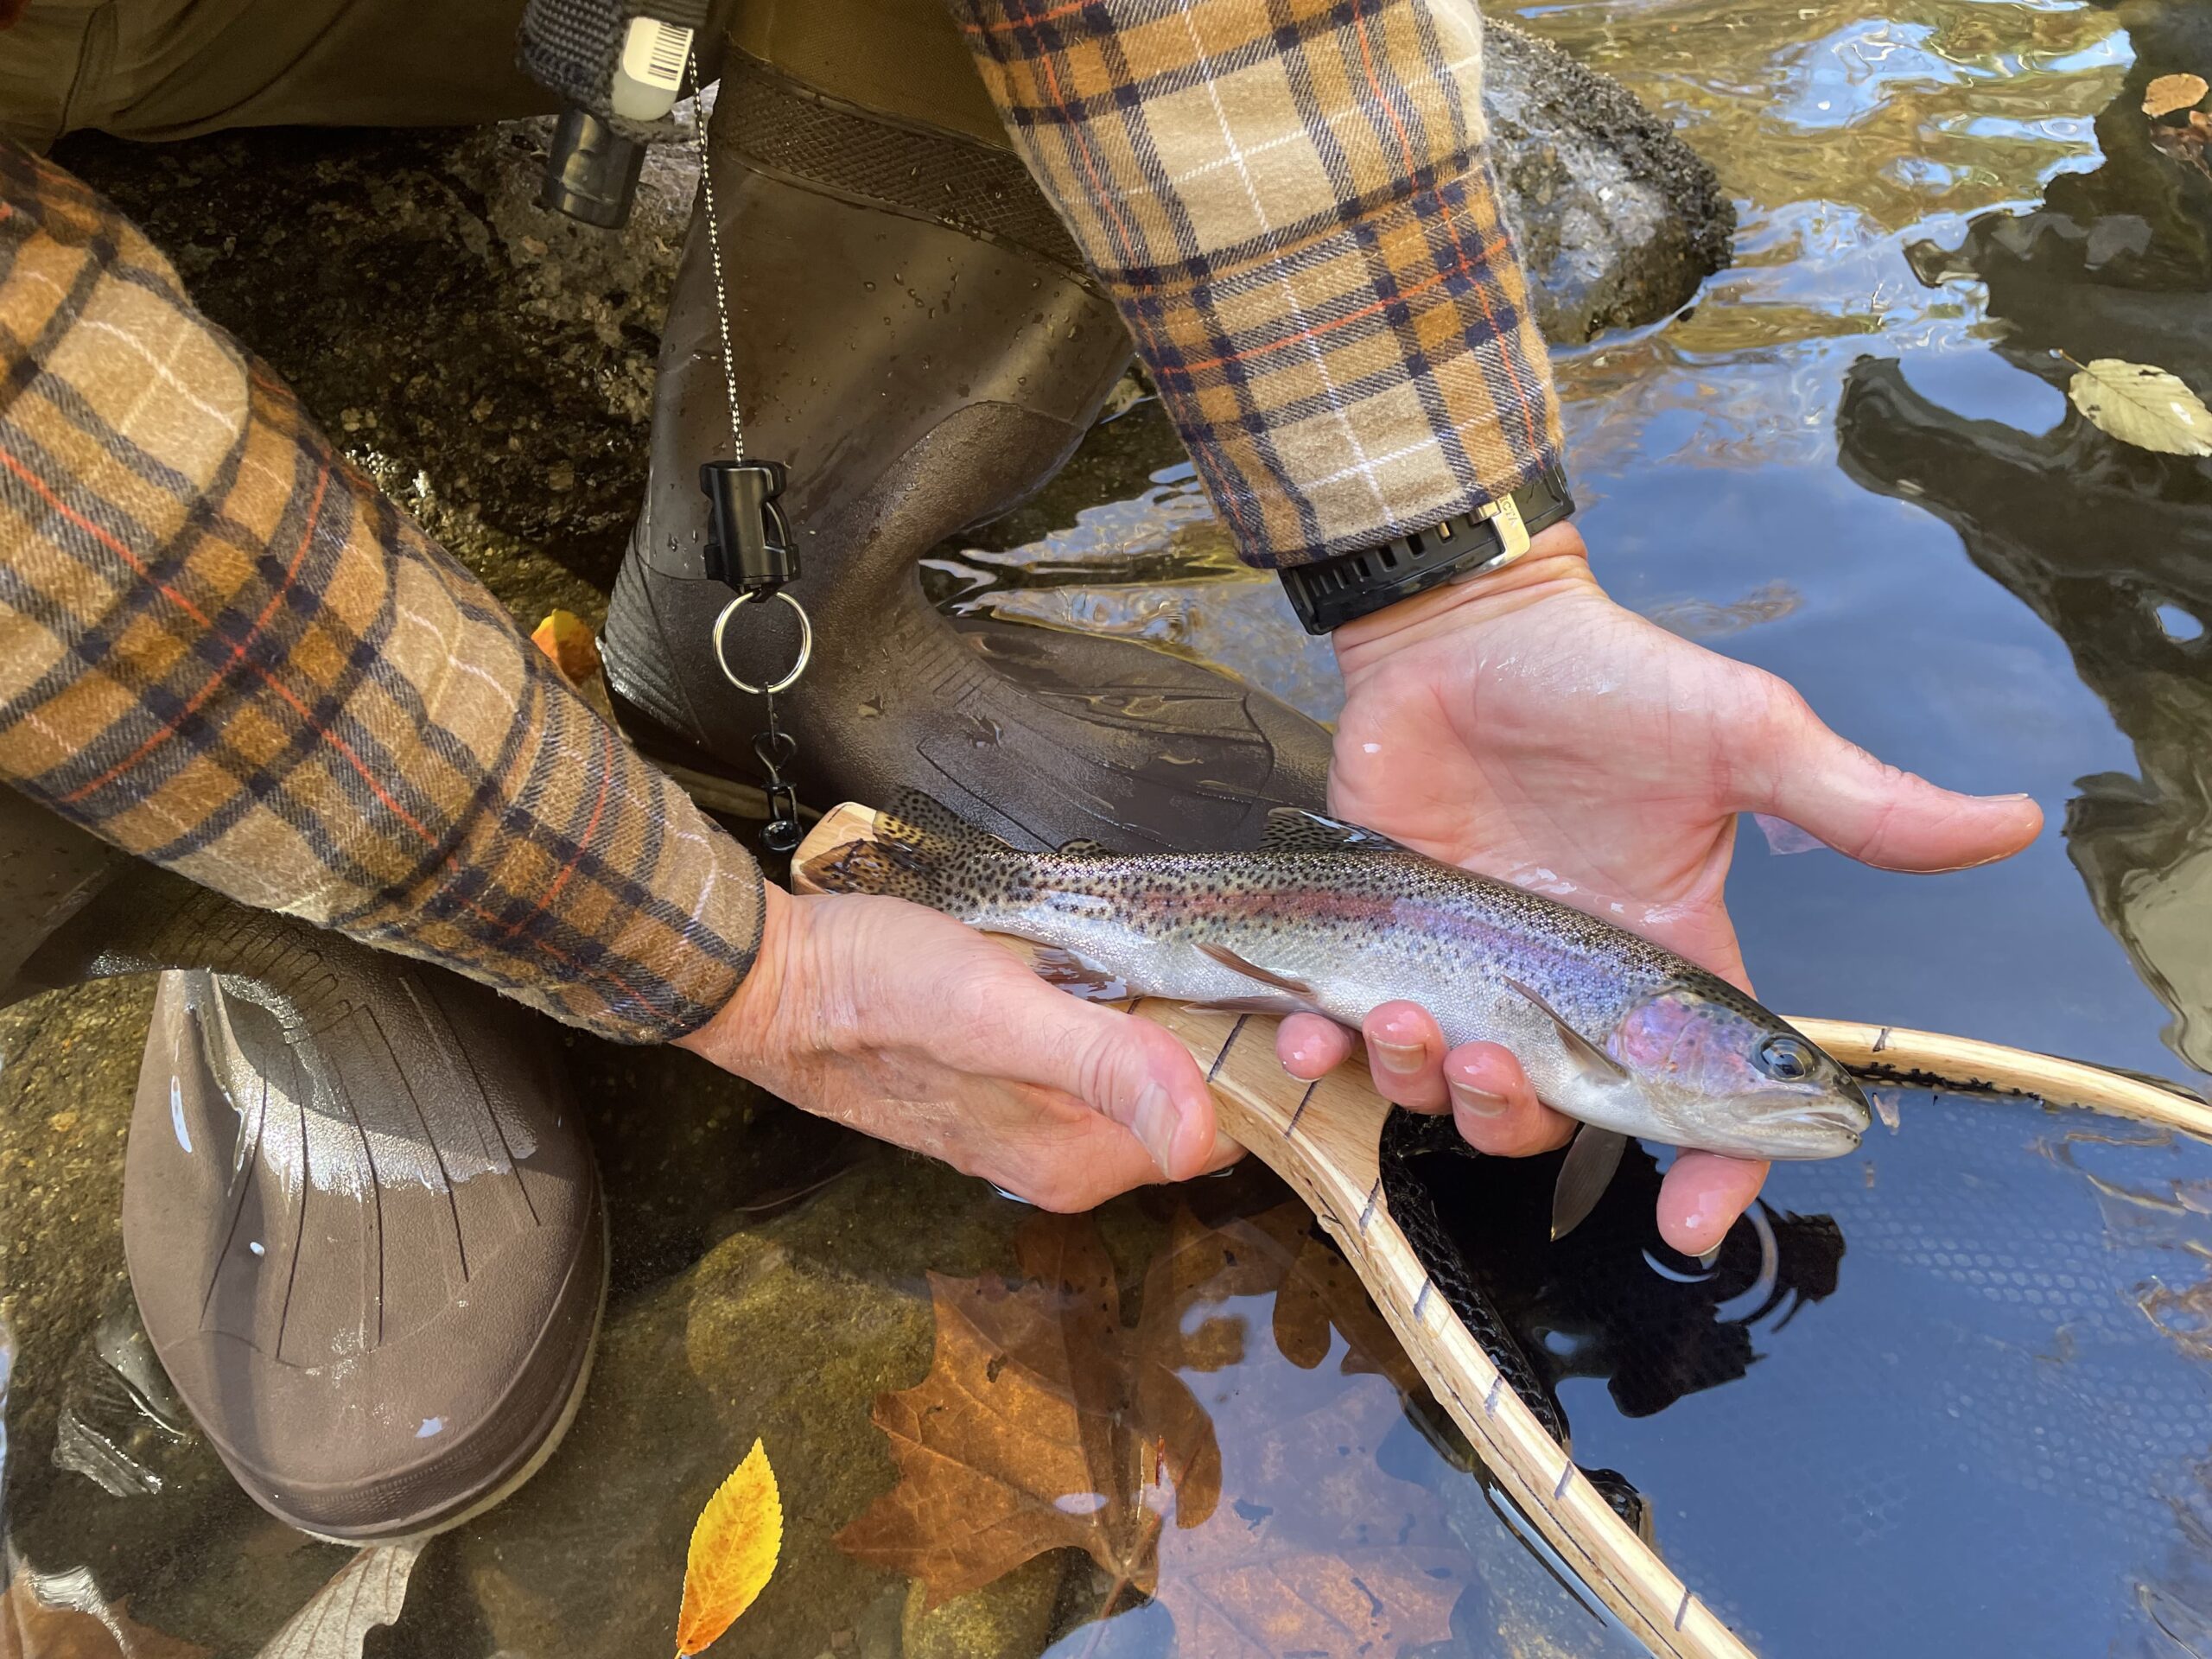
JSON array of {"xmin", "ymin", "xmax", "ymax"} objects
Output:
[
  {"xmin": 54, "ymin": 39, "xmax": 1728, "ymax": 626},
  {"xmin": 1485, "ymin": 18, "xmax": 1736, "ymax": 342}
]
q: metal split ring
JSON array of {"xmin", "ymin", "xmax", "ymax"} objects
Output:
[{"xmin": 709, "ymin": 589, "xmax": 812, "ymax": 696}]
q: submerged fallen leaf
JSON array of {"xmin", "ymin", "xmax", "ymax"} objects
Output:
[
  {"xmin": 833, "ymin": 1215, "xmax": 1215, "ymax": 1609},
  {"xmin": 1643, "ymin": 580, "xmax": 1801, "ymax": 642},
  {"xmin": 2067, "ymin": 359, "xmax": 2212, "ymax": 457},
  {"xmin": 2144, "ymin": 73, "xmax": 2209, "ymax": 118},
  {"xmin": 674, "ymin": 1439, "xmax": 783, "ymax": 1656},
  {"xmin": 0, "ymin": 1574, "xmax": 207, "ymax": 1659},
  {"xmin": 838, "ymin": 1207, "xmax": 1465, "ymax": 1657},
  {"xmin": 252, "ymin": 1544, "xmax": 420, "ymax": 1659}
]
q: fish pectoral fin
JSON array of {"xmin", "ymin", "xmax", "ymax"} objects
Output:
[
  {"xmin": 1503, "ymin": 976, "xmax": 1629, "ymax": 1083},
  {"xmin": 1185, "ymin": 995, "xmax": 1317, "ymax": 1016},
  {"xmin": 1257, "ymin": 807, "xmax": 1408, "ymax": 855},
  {"xmin": 1551, "ymin": 1126, "xmax": 1629, "ymax": 1241},
  {"xmin": 1198, "ymin": 942, "xmax": 1316, "ymax": 997},
  {"xmin": 1032, "ymin": 945, "xmax": 1126, "ymax": 1001}
]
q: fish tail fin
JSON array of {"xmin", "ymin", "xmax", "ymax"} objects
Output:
[{"xmin": 798, "ymin": 790, "xmax": 1027, "ymax": 918}]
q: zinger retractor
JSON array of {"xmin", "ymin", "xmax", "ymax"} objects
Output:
[{"xmin": 687, "ymin": 39, "xmax": 812, "ymax": 859}]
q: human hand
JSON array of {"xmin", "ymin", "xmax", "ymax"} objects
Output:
[
  {"xmin": 679, "ymin": 884, "xmax": 1237, "ymax": 1210},
  {"xmin": 1276, "ymin": 521, "xmax": 2042, "ymax": 1254}
]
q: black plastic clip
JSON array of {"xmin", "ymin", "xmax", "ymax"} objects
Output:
[
  {"xmin": 754, "ymin": 721, "xmax": 803, "ymax": 855},
  {"xmin": 699, "ymin": 460, "xmax": 797, "ymax": 593}
]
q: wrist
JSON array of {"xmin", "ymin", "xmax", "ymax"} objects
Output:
[
  {"xmin": 1333, "ymin": 521, "xmax": 1599, "ymax": 677},
  {"xmin": 677, "ymin": 880, "xmax": 804, "ymax": 1075}
]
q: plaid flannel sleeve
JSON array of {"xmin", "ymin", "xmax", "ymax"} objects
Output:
[
  {"xmin": 0, "ymin": 140, "xmax": 763, "ymax": 1044},
  {"xmin": 948, "ymin": 0, "xmax": 1565, "ymax": 569}
]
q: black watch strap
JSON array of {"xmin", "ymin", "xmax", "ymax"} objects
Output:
[{"xmin": 1277, "ymin": 462, "xmax": 1576, "ymax": 635}]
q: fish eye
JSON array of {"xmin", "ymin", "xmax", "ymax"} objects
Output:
[{"xmin": 1756, "ymin": 1035, "xmax": 1815, "ymax": 1081}]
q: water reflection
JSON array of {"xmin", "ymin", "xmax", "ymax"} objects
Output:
[
  {"xmin": 1837, "ymin": 3, "xmax": 2212, "ymax": 1069},
  {"xmin": 1382, "ymin": 1090, "xmax": 2212, "ymax": 1657},
  {"xmin": 1386, "ymin": 1119, "xmax": 1846, "ymax": 1427},
  {"xmin": 1507, "ymin": 0, "xmax": 2136, "ymax": 474}
]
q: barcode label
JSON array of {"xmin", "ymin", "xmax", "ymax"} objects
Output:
[{"xmin": 622, "ymin": 18, "xmax": 695, "ymax": 93}]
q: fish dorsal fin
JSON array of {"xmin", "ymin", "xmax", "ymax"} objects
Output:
[
  {"xmin": 1259, "ymin": 808, "xmax": 1407, "ymax": 855},
  {"xmin": 1055, "ymin": 836, "xmax": 1114, "ymax": 859},
  {"xmin": 1503, "ymin": 976, "xmax": 1629, "ymax": 1084},
  {"xmin": 1551, "ymin": 1125, "xmax": 1628, "ymax": 1240},
  {"xmin": 1198, "ymin": 942, "xmax": 1315, "ymax": 997},
  {"xmin": 882, "ymin": 787, "xmax": 1020, "ymax": 854}
]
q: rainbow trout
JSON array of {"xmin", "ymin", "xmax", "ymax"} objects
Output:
[{"xmin": 808, "ymin": 791, "xmax": 1871, "ymax": 1234}]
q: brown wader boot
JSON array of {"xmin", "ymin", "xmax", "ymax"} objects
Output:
[
  {"xmin": 602, "ymin": 41, "xmax": 1332, "ymax": 852},
  {"xmin": 2, "ymin": 786, "xmax": 605, "ymax": 1541}
]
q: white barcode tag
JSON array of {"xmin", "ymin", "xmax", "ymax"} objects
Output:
[{"xmin": 612, "ymin": 17, "xmax": 695, "ymax": 118}]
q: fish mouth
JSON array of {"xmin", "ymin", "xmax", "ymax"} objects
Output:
[{"xmin": 1758, "ymin": 1100, "xmax": 1868, "ymax": 1151}]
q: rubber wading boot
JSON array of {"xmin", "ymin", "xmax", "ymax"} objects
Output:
[
  {"xmin": 601, "ymin": 53, "xmax": 1332, "ymax": 853},
  {"xmin": 0, "ymin": 785, "xmax": 605, "ymax": 1541}
]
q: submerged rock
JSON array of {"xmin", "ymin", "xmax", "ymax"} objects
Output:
[{"xmin": 0, "ymin": 980, "xmax": 151, "ymax": 1512}]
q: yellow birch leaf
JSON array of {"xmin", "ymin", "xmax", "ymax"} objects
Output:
[
  {"xmin": 2067, "ymin": 359, "xmax": 2212, "ymax": 457},
  {"xmin": 2144, "ymin": 73, "xmax": 2209, "ymax": 118},
  {"xmin": 674, "ymin": 1440, "xmax": 783, "ymax": 1656}
]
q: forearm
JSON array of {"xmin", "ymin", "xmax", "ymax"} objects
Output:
[
  {"xmin": 0, "ymin": 139, "xmax": 763, "ymax": 1043},
  {"xmin": 946, "ymin": 0, "xmax": 1565, "ymax": 569}
]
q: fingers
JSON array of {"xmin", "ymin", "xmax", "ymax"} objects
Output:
[
  {"xmin": 1196, "ymin": 1128, "xmax": 1249, "ymax": 1175},
  {"xmin": 1003, "ymin": 978, "xmax": 1220, "ymax": 1181},
  {"xmin": 1752, "ymin": 689, "xmax": 2042, "ymax": 874},
  {"xmin": 1442, "ymin": 1041, "xmax": 1577, "ymax": 1156},
  {"xmin": 993, "ymin": 1103, "xmax": 1174, "ymax": 1211},
  {"xmin": 1277, "ymin": 1013, "xmax": 1354, "ymax": 1080},
  {"xmin": 1656, "ymin": 1151, "xmax": 1770, "ymax": 1255},
  {"xmin": 1270, "ymin": 999, "xmax": 1760, "ymax": 1248},
  {"xmin": 1362, "ymin": 1002, "xmax": 1452, "ymax": 1109},
  {"xmin": 1278, "ymin": 1007, "xmax": 1575, "ymax": 1158}
]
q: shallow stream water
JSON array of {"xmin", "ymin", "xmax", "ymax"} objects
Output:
[{"xmin": 3, "ymin": 0, "xmax": 2211, "ymax": 1655}]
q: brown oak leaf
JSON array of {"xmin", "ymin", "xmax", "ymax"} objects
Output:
[
  {"xmin": 0, "ymin": 1577, "xmax": 207, "ymax": 1659},
  {"xmin": 833, "ymin": 1211, "xmax": 1217, "ymax": 1609},
  {"xmin": 2151, "ymin": 107, "xmax": 2212, "ymax": 180},
  {"xmin": 836, "ymin": 1205, "xmax": 1468, "ymax": 1657}
]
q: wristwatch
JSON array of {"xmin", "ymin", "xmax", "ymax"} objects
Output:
[{"xmin": 1278, "ymin": 461, "xmax": 1576, "ymax": 635}]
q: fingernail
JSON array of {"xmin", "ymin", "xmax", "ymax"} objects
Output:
[
  {"xmin": 1983, "ymin": 791, "xmax": 2032, "ymax": 802},
  {"xmin": 1448, "ymin": 1078, "xmax": 1509, "ymax": 1119},
  {"xmin": 1371, "ymin": 1038, "xmax": 1425, "ymax": 1077},
  {"xmin": 1133, "ymin": 1083, "xmax": 1181, "ymax": 1173},
  {"xmin": 1698, "ymin": 1246, "xmax": 1720, "ymax": 1268}
]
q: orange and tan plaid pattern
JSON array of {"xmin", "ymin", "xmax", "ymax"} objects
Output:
[
  {"xmin": 950, "ymin": 0, "xmax": 1565, "ymax": 568},
  {"xmin": 0, "ymin": 141, "xmax": 762, "ymax": 1042}
]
